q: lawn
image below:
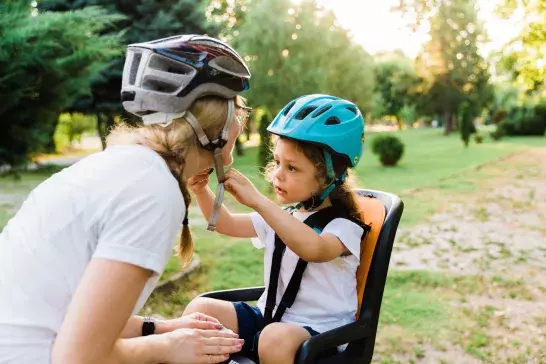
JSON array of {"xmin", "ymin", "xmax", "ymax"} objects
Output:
[
  {"xmin": 1, "ymin": 129, "xmax": 544, "ymax": 362},
  {"xmin": 141, "ymin": 129, "xmax": 544, "ymax": 308}
]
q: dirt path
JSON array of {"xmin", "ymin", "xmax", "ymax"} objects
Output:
[{"xmin": 375, "ymin": 148, "xmax": 546, "ymax": 363}]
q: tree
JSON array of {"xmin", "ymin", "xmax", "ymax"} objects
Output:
[
  {"xmin": 396, "ymin": 0, "xmax": 494, "ymax": 134},
  {"xmin": 459, "ymin": 102, "xmax": 475, "ymax": 146},
  {"xmin": 233, "ymin": 0, "xmax": 375, "ymax": 116},
  {"xmin": 374, "ymin": 55, "xmax": 421, "ymax": 129},
  {"xmin": 495, "ymin": 0, "xmax": 546, "ymax": 94},
  {"xmin": 0, "ymin": 1, "xmax": 122, "ymax": 167},
  {"xmin": 40, "ymin": 0, "xmax": 218, "ymax": 148}
]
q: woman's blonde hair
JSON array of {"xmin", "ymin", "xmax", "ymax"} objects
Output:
[
  {"xmin": 265, "ymin": 136, "xmax": 364, "ymax": 224},
  {"xmin": 107, "ymin": 95, "xmax": 248, "ymax": 265}
]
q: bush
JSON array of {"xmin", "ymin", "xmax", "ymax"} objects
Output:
[
  {"xmin": 371, "ymin": 134, "xmax": 405, "ymax": 166},
  {"xmin": 474, "ymin": 134, "xmax": 484, "ymax": 144},
  {"xmin": 490, "ymin": 128, "xmax": 504, "ymax": 141},
  {"xmin": 54, "ymin": 113, "xmax": 97, "ymax": 151},
  {"xmin": 498, "ymin": 104, "xmax": 546, "ymax": 136}
]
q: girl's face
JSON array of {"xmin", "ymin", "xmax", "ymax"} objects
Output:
[{"xmin": 272, "ymin": 138, "xmax": 322, "ymax": 205}]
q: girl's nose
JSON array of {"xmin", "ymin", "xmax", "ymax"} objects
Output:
[{"xmin": 274, "ymin": 167, "xmax": 284, "ymax": 182}]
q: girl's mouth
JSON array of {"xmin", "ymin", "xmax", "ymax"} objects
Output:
[{"xmin": 274, "ymin": 185, "xmax": 286, "ymax": 196}]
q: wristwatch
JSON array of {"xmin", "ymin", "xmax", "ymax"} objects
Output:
[{"xmin": 142, "ymin": 316, "xmax": 156, "ymax": 336}]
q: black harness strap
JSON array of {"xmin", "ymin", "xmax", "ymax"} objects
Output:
[{"xmin": 263, "ymin": 206, "xmax": 350, "ymax": 325}]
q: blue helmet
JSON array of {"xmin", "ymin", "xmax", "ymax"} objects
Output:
[{"xmin": 267, "ymin": 94, "xmax": 364, "ymax": 167}]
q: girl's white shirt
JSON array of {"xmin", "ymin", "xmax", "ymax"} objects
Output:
[
  {"xmin": 250, "ymin": 209, "xmax": 364, "ymax": 334},
  {"xmin": 0, "ymin": 145, "xmax": 184, "ymax": 363}
]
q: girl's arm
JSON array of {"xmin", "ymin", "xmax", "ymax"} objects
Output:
[
  {"xmin": 188, "ymin": 170, "xmax": 256, "ymax": 238},
  {"xmin": 253, "ymin": 196, "xmax": 347, "ymax": 262},
  {"xmin": 52, "ymin": 259, "xmax": 242, "ymax": 364},
  {"xmin": 224, "ymin": 169, "xmax": 347, "ymax": 262}
]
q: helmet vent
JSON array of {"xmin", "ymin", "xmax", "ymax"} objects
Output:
[
  {"xmin": 311, "ymin": 105, "xmax": 332, "ymax": 118},
  {"xmin": 210, "ymin": 56, "xmax": 250, "ymax": 77},
  {"xmin": 325, "ymin": 117, "xmax": 340, "ymax": 125},
  {"xmin": 149, "ymin": 54, "xmax": 194, "ymax": 75},
  {"xmin": 283, "ymin": 101, "xmax": 297, "ymax": 116},
  {"xmin": 346, "ymin": 105, "xmax": 358, "ymax": 115},
  {"xmin": 135, "ymin": 110, "xmax": 156, "ymax": 116},
  {"xmin": 129, "ymin": 53, "xmax": 142, "ymax": 85},
  {"xmin": 295, "ymin": 106, "xmax": 317, "ymax": 120},
  {"xmin": 142, "ymin": 78, "xmax": 178, "ymax": 93}
]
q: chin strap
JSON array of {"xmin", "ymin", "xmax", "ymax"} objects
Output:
[
  {"xmin": 140, "ymin": 100, "xmax": 235, "ymax": 231},
  {"xmin": 184, "ymin": 99, "xmax": 235, "ymax": 231},
  {"xmin": 206, "ymin": 148, "xmax": 226, "ymax": 231},
  {"xmin": 296, "ymin": 149, "xmax": 346, "ymax": 211}
]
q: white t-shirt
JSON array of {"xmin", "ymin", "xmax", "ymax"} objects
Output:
[
  {"xmin": 250, "ymin": 210, "xmax": 363, "ymax": 334},
  {"xmin": 0, "ymin": 145, "xmax": 184, "ymax": 364}
]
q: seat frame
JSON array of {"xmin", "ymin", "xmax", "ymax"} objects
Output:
[{"xmin": 199, "ymin": 189, "xmax": 404, "ymax": 364}]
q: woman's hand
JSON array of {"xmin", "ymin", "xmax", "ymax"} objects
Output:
[
  {"xmin": 224, "ymin": 169, "xmax": 265, "ymax": 209},
  {"xmin": 187, "ymin": 169, "xmax": 212, "ymax": 196},
  {"xmin": 166, "ymin": 312, "xmax": 225, "ymax": 332},
  {"xmin": 163, "ymin": 328, "xmax": 243, "ymax": 364}
]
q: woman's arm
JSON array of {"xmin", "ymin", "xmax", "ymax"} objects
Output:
[
  {"xmin": 224, "ymin": 169, "xmax": 347, "ymax": 262},
  {"xmin": 122, "ymin": 313, "xmax": 226, "ymax": 338},
  {"xmin": 52, "ymin": 259, "xmax": 242, "ymax": 364}
]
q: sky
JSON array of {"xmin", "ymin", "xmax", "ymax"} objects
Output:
[{"xmin": 312, "ymin": 0, "xmax": 523, "ymax": 59}]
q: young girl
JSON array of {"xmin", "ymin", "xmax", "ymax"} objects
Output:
[{"xmin": 185, "ymin": 94, "xmax": 366, "ymax": 364}]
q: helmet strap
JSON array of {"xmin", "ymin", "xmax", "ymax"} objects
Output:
[
  {"xmin": 141, "ymin": 112, "xmax": 186, "ymax": 126},
  {"xmin": 183, "ymin": 98, "xmax": 234, "ymax": 151},
  {"xmin": 207, "ymin": 147, "xmax": 226, "ymax": 231},
  {"xmin": 179, "ymin": 98, "xmax": 234, "ymax": 231},
  {"xmin": 296, "ymin": 150, "xmax": 346, "ymax": 211}
]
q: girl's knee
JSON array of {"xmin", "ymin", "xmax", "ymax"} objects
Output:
[
  {"xmin": 183, "ymin": 297, "xmax": 218, "ymax": 315},
  {"xmin": 258, "ymin": 323, "xmax": 310, "ymax": 363},
  {"xmin": 183, "ymin": 297, "xmax": 239, "ymax": 333}
]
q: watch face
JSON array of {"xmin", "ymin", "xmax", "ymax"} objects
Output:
[{"xmin": 142, "ymin": 317, "xmax": 156, "ymax": 336}]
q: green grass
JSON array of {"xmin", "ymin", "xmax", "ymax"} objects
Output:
[
  {"xmin": 1, "ymin": 130, "xmax": 543, "ymax": 323},
  {"xmin": 227, "ymin": 129, "xmax": 544, "ymax": 226},
  {"xmin": 380, "ymin": 271, "xmax": 451, "ymax": 336},
  {"xmin": 354, "ymin": 129, "xmax": 543, "ymax": 194}
]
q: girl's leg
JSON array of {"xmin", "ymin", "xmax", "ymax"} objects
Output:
[
  {"xmin": 258, "ymin": 323, "xmax": 311, "ymax": 364},
  {"xmin": 183, "ymin": 297, "xmax": 239, "ymax": 333}
]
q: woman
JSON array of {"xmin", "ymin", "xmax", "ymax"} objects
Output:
[{"xmin": 0, "ymin": 35, "xmax": 251, "ymax": 364}]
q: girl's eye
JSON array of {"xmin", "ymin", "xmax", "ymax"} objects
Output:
[
  {"xmin": 274, "ymin": 160, "xmax": 280, "ymax": 166},
  {"xmin": 288, "ymin": 165, "xmax": 296, "ymax": 172}
]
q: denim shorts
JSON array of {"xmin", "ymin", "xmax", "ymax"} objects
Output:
[{"xmin": 232, "ymin": 302, "xmax": 338, "ymax": 362}]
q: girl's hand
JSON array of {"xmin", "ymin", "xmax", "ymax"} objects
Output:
[
  {"xmin": 167, "ymin": 312, "xmax": 224, "ymax": 331},
  {"xmin": 187, "ymin": 169, "xmax": 212, "ymax": 196},
  {"xmin": 224, "ymin": 169, "xmax": 265, "ymax": 208},
  {"xmin": 163, "ymin": 328, "xmax": 243, "ymax": 364}
]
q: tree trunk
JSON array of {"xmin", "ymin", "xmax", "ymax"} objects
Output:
[
  {"xmin": 96, "ymin": 113, "xmax": 115, "ymax": 150},
  {"xmin": 396, "ymin": 116, "xmax": 403, "ymax": 130},
  {"xmin": 258, "ymin": 113, "xmax": 272, "ymax": 169},
  {"xmin": 444, "ymin": 112, "xmax": 456, "ymax": 135},
  {"xmin": 45, "ymin": 114, "xmax": 59, "ymax": 153},
  {"xmin": 96, "ymin": 113, "xmax": 107, "ymax": 150}
]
